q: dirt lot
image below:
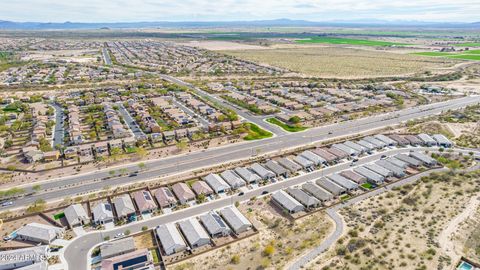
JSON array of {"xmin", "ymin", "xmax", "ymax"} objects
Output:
[
  {"xmin": 221, "ymin": 47, "xmax": 458, "ymax": 79},
  {"xmin": 169, "ymin": 198, "xmax": 333, "ymax": 270},
  {"xmin": 21, "ymin": 49, "xmax": 99, "ymax": 63},
  {"xmin": 133, "ymin": 231, "xmax": 156, "ymax": 250},
  {"xmin": 307, "ymin": 169, "xmax": 480, "ymax": 270}
]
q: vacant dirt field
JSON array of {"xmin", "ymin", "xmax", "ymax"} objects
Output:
[
  {"xmin": 169, "ymin": 198, "xmax": 332, "ymax": 270},
  {"xmin": 221, "ymin": 47, "xmax": 458, "ymax": 78},
  {"xmin": 307, "ymin": 169, "xmax": 480, "ymax": 270}
]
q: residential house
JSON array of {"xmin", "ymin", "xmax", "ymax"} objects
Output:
[
  {"xmin": 64, "ymin": 204, "xmax": 89, "ymax": 228},
  {"xmin": 171, "ymin": 183, "xmax": 196, "ymax": 204},
  {"xmin": 155, "ymin": 223, "xmax": 187, "ymax": 255},
  {"xmin": 132, "ymin": 190, "xmax": 157, "ymax": 214},
  {"xmin": 16, "ymin": 223, "xmax": 64, "ymax": 244},
  {"xmin": 153, "ymin": 187, "xmax": 177, "ymax": 208}
]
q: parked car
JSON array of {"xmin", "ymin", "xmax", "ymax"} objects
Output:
[{"xmin": 3, "ymin": 236, "xmax": 12, "ymax": 241}]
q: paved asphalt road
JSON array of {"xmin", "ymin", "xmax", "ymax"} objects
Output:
[
  {"xmin": 64, "ymin": 147, "xmax": 479, "ymax": 270},
  {"xmin": 51, "ymin": 102, "xmax": 64, "ymax": 148},
  {"xmin": 4, "ymin": 95, "xmax": 480, "ymax": 210},
  {"xmin": 102, "ymin": 47, "xmax": 112, "ymax": 65},
  {"xmin": 116, "ymin": 103, "xmax": 146, "ymax": 138}
]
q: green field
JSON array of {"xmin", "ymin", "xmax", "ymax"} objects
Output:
[
  {"xmin": 296, "ymin": 37, "xmax": 408, "ymax": 46},
  {"xmin": 413, "ymin": 52, "xmax": 453, "ymax": 57},
  {"xmin": 465, "ymin": 50, "xmax": 480, "ymax": 54},
  {"xmin": 453, "ymin": 42, "xmax": 480, "ymax": 47},
  {"xmin": 266, "ymin": 118, "xmax": 307, "ymax": 132},
  {"xmin": 243, "ymin": 123, "xmax": 273, "ymax": 140},
  {"xmin": 447, "ymin": 54, "xmax": 480, "ymax": 61},
  {"xmin": 413, "ymin": 50, "xmax": 480, "ymax": 61}
]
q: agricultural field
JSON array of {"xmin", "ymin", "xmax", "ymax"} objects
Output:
[
  {"xmin": 308, "ymin": 168, "xmax": 480, "ymax": 270},
  {"xmin": 222, "ymin": 47, "xmax": 457, "ymax": 78},
  {"xmin": 413, "ymin": 50, "xmax": 480, "ymax": 61},
  {"xmin": 295, "ymin": 37, "xmax": 409, "ymax": 46}
]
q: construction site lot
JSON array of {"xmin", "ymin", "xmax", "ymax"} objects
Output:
[
  {"xmin": 307, "ymin": 167, "xmax": 480, "ymax": 270},
  {"xmin": 221, "ymin": 47, "xmax": 459, "ymax": 79},
  {"xmin": 169, "ymin": 199, "xmax": 333, "ymax": 270}
]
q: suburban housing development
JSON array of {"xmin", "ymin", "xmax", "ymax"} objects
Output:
[{"xmin": 0, "ymin": 5, "xmax": 480, "ymax": 270}]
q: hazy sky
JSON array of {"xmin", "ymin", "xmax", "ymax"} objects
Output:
[{"xmin": 2, "ymin": 0, "xmax": 480, "ymax": 23}]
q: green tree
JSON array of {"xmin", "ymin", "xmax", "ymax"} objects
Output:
[
  {"xmin": 197, "ymin": 193, "xmax": 206, "ymax": 203},
  {"xmin": 138, "ymin": 162, "xmax": 146, "ymax": 171},
  {"xmin": 176, "ymin": 141, "xmax": 188, "ymax": 151},
  {"xmin": 32, "ymin": 184, "xmax": 41, "ymax": 192},
  {"xmin": 289, "ymin": 116, "xmax": 301, "ymax": 124}
]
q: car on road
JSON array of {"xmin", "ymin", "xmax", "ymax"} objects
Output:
[
  {"xmin": 3, "ymin": 236, "xmax": 12, "ymax": 241},
  {"xmin": 129, "ymin": 172, "xmax": 138, "ymax": 177},
  {"xmin": 328, "ymin": 131, "xmax": 333, "ymax": 134},
  {"xmin": 114, "ymin": 233, "xmax": 125, "ymax": 238},
  {"xmin": 1, "ymin": 201, "xmax": 13, "ymax": 207},
  {"xmin": 261, "ymin": 190, "xmax": 269, "ymax": 195},
  {"xmin": 238, "ymin": 192, "xmax": 245, "ymax": 196},
  {"xmin": 381, "ymin": 155, "xmax": 387, "ymax": 159}
]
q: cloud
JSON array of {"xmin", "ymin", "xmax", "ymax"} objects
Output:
[{"xmin": 0, "ymin": 0, "xmax": 478, "ymax": 22}]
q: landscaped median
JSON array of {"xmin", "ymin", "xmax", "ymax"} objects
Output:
[
  {"xmin": 243, "ymin": 123, "xmax": 273, "ymax": 140},
  {"xmin": 266, "ymin": 117, "xmax": 308, "ymax": 132}
]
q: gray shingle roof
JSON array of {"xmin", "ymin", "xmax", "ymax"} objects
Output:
[
  {"xmin": 272, "ymin": 190, "xmax": 304, "ymax": 212},
  {"xmin": 156, "ymin": 223, "xmax": 187, "ymax": 255},
  {"xmin": 301, "ymin": 182, "xmax": 333, "ymax": 201},
  {"xmin": 16, "ymin": 223, "xmax": 63, "ymax": 243},
  {"xmin": 234, "ymin": 167, "xmax": 261, "ymax": 183},
  {"xmin": 286, "ymin": 187, "xmax": 320, "ymax": 207},
  {"xmin": 113, "ymin": 195, "xmax": 136, "ymax": 217},
  {"xmin": 219, "ymin": 207, "xmax": 252, "ymax": 234},
  {"xmin": 64, "ymin": 204, "xmax": 89, "ymax": 227},
  {"xmin": 204, "ymin": 173, "xmax": 231, "ymax": 193},
  {"xmin": 100, "ymin": 237, "xmax": 135, "ymax": 259},
  {"xmin": 199, "ymin": 211, "xmax": 231, "ymax": 236},
  {"xmin": 178, "ymin": 218, "xmax": 210, "ymax": 248},
  {"xmin": 220, "ymin": 170, "xmax": 246, "ymax": 188}
]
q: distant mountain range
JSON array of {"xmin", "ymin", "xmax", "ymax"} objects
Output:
[{"xmin": 0, "ymin": 18, "xmax": 479, "ymax": 30}]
